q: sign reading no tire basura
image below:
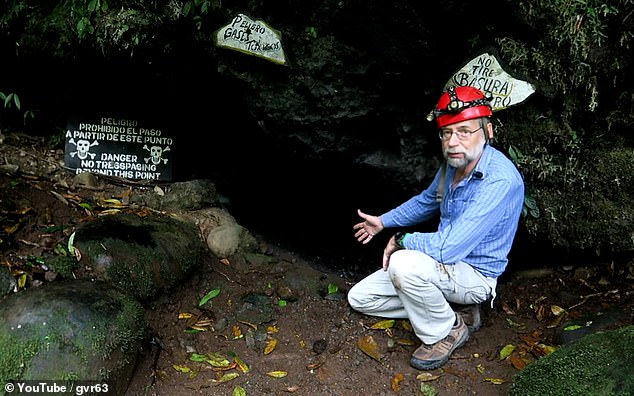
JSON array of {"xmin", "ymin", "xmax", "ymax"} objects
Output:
[{"xmin": 64, "ymin": 116, "xmax": 173, "ymax": 181}]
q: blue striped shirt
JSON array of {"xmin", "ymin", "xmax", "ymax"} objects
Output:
[{"xmin": 381, "ymin": 145, "xmax": 525, "ymax": 278}]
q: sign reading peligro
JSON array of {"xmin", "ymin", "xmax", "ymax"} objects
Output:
[
  {"xmin": 215, "ymin": 13, "xmax": 286, "ymax": 65},
  {"xmin": 444, "ymin": 52, "xmax": 535, "ymax": 111},
  {"xmin": 64, "ymin": 117, "xmax": 173, "ymax": 181}
]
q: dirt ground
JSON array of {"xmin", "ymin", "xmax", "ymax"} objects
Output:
[{"xmin": 1, "ymin": 132, "xmax": 633, "ymax": 396}]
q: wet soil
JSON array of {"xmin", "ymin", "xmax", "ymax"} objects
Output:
[{"xmin": 1, "ymin": 132, "xmax": 632, "ymax": 396}]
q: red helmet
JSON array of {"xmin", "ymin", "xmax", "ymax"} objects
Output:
[{"xmin": 428, "ymin": 86, "xmax": 493, "ymax": 128}]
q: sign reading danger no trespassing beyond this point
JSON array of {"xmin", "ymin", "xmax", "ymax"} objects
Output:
[{"xmin": 64, "ymin": 117, "xmax": 174, "ymax": 181}]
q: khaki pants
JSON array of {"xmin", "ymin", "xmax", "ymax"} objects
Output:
[{"xmin": 348, "ymin": 249, "xmax": 496, "ymax": 344}]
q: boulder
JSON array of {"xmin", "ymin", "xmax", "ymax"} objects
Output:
[{"xmin": 0, "ymin": 280, "xmax": 146, "ymax": 395}]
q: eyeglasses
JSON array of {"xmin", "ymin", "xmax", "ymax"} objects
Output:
[{"xmin": 438, "ymin": 126, "xmax": 484, "ymax": 141}]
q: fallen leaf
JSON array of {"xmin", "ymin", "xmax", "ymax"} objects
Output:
[
  {"xmin": 564, "ymin": 324, "xmax": 583, "ymax": 331},
  {"xmin": 419, "ymin": 382, "xmax": 438, "ymax": 396},
  {"xmin": 370, "ymin": 319, "xmax": 395, "ymax": 330},
  {"xmin": 172, "ymin": 364, "xmax": 197, "ymax": 378},
  {"xmin": 190, "ymin": 352, "xmax": 232, "ymax": 368},
  {"xmin": 211, "ymin": 362, "xmax": 238, "ymax": 372},
  {"xmin": 234, "ymin": 355, "xmax": 250, "ymax": 373},
  {"xmin": 550, "ymin": 304, "xmax": 566, "ymax": 316},
  {"xmin": 232, "ymin": 324, "xmax": 243, "ymax": 339},
  {"xmin": 267, "ymin": 370, "xmax": 288, "ymax": 378},
  {"xmin": 264, "ymin": 338, "xmax": 278, "ymax": 355},
  {"xmin": 306, "ymin": 360, "xmax": 325, "ymax": 370},
  {"xmin": 17, "ymin": 273, "xmax": 26, "ymax": 289},
  {"xmin": 484, "ymin": 378, "xmax": 505, "ymax": 384},
  {"xmin": 172, "ymin": 364, "xmax": 192, "ymax": 373},
  {"xmin": 502, "ymin": 302, "xmax": 516, "ymax": 315},
  {"xmin": 213, "ymin": 372, "xmax": 239, "ymax": 383},
  {"xmin": 199, "ymin": 288, "xmax": 221, "ymax": 306},
  {"xmin": 505, "ymin": 317, "xmax": 526, "ymax": 329},
  {"xmin": 285, "ymin": 386, "xmax": 299, "ymax": 392},
  {"xmin": 357, "ymin": 335, "xmax": 381, "ymax": 361},
  {"xmin": 533, "ymin": 343, "xmax": 557, "ymax": 356},
  {"xmin": 416, "ymin": 372, "xmax": 441, "ymax": 382},
  {"xmin": 499, "ymin": 344, "xmax": 516, "ymax": 360},
  {"xmin": 510, "ymin": 354, "xmax": 527, "ymax": 370},
  {"xmin": 390, "ymin": 373, "xmax": 405, "ymax": 392},
  {"xmin": 232, "ymin": 385, "xmax": 247, "ymax": 396}
]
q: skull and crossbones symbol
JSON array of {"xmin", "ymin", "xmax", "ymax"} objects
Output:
[
  {"xmin": 143, "ymin": 144, "xmax": 170, "ymax": 165},
  {"xmin": 69, "ymin": 138, "xmax": 99, "ymax": 159}
]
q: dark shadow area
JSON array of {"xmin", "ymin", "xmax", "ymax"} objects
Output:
[{"xmin": 3, "ymin": 52, "xmax": 598, "ymax": 279}]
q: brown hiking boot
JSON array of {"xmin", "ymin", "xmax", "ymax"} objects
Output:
[
  {"xmin": 410, "ymin": 313, "xmax": 469, "ymax": 370},
  {"xmin": 457, "ymin": 304, "xmax": 482, "ymax": 334}
]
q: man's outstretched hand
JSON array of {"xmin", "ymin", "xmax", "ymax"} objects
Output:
[{"xmin": 353, "ymin": 209, "xmax": 384, "ymax": 244}]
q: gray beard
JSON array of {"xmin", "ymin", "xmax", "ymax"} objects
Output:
[{"xmin": 447, "ymin": 157, "xmax": 468, "ymax": 169}]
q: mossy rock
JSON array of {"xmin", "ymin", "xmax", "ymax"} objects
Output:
[
  {"xmin": 74, "ymin": 212, "xmax": 205, "ymax": 301},
  {"xmin": 0, "ymin": 280, "xmax": 146, "ymax": 395},
  {"xmin": 509, "ymin": 325, "xmax": 634, "ymax": 396}
]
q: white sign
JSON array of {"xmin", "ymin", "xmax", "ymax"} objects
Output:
[
  {"xmin": 215, "ymin": 14, "xmax": 286, "ymax": 65},
  {"xmin": 445, "ymin": 53, "xmax": 535, "ymax": 111}
]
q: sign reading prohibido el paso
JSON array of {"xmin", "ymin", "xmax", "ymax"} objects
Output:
[{"xmin": 64, "ymin": 116, "xmax": 173, "ymax": 181}]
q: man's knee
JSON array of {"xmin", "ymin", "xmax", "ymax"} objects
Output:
[
  {"xmin": 388, "ymin": 249, "xmax": 436, "ymax": 280},
  {"xmin": 347, "ymin": 284, "xmax": 364, "ymax": 310}
]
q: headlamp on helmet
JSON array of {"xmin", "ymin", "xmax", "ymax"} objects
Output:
[{"xmin": 427, "ymin": 86, "xmax": 493, "ymax": 128}]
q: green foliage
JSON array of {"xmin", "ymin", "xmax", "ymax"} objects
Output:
[
  {"xmin": 508, "ymin": 145, "xmax": 540, "ymax": 219},
  {"xmin": 506, "ymin": 114, "xmax": 634, "ymax": 253},
  {"xmin": 0, "ymin": 91, "xmax": 35, "ymax": 127},
  {"xmin": 0, "ymin": 0, "xmax": 221, "ymax": 57},
  {"xmin": 498, "ymin": 0, "xmax": 632, "ymax": 114},
  {"xmin": 494, "ymin": 0, "xmax": 634, "ymax": 254},
  {"xmin": 509, "ymin": 325, "xmax": 634, "ymax": 395}
]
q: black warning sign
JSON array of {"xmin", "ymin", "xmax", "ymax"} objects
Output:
[{"xmin": 64, "ymin": 116, "xmax": 173, "ymax": 181}]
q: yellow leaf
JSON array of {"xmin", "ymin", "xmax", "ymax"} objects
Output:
[
  {"xmin": 178, "ymin": 312, "xmax": 193, "ymax": 319},
  {"xmin": 192, "ymin": 352, "xmax": 231, "ymax": 368},
  {"xmin": 416, "ymin": 372, "xmax": 441, "ymax": 382},
  {"xmin": 370, "ymin": 319, "xmax": 395, "ymax": 330},
  {"xmin": 357, "ymin": 335, "xmax": 381, "ymax": 361},
  {"xmin": 17, "ymin": 273, "xmax": 27, "ymax": 289},
  {"xmin": 213, "ymin": 372, "xmax": 239, "ymax": 383},
  {"xmin": 172, "ymin": 364, "xmax": 197, "ymax": 378},
  {"xmin": 485, "ymin": 378, "xmax": 505, "ymax": 384},
  {"xmin": 533, "ymin": 343, "xmax": 557, "ymax": 356},
  {"xmin": 232, "ymin": 324, "xmax": 243, "ymax": 339},
  {"xmin": 267, "ymin": 371, "xmax": 288, "ymax": 378},
  {"xmin": 499, "ymin": 344, "xmax": 516, "ymax": 360},
  {"xmin": 390, "ymin": 373, "xmax": 405, "ymax": 392},
  {"xmin": 264, "ymin": 338, "xmax": 278, "ymax": 355},
  {"xmin": 172, "ymin": 364, "xmax": 192, "ymax": 373},
  {"xmin": 232, "ymin": 385, "xmax": 247, "ymax": 396},
  {"xmin": 233, "ymin": 355, "xmax": 250, "ymax": 373},
  {"xmin": 476, "ymin": 363, "xmax": 485, "ymax": 374},
  {"xmin": 550, "ymin": 304, "xmax": 566, "ymax": 316},
  {"xmin": 98, "ymin": 209, "xmax": 122, "ymax": 216}
]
